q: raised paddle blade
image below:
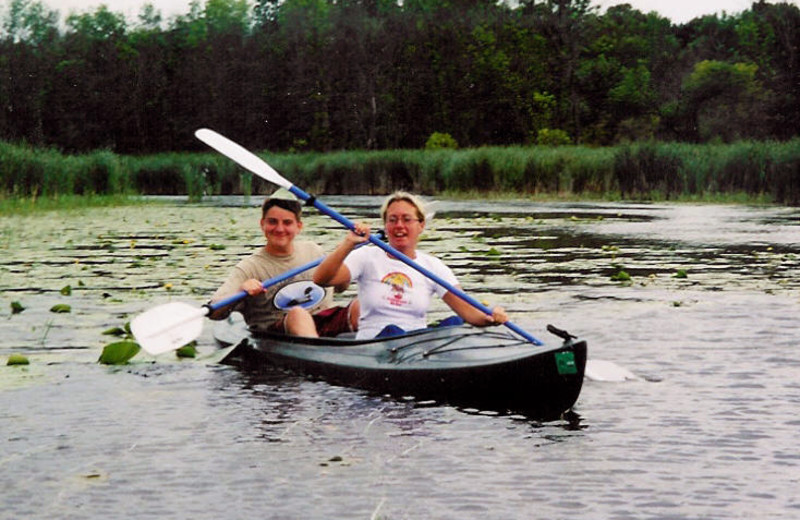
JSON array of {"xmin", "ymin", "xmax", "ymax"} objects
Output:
[
  {"xmin": 194, "ymin": 128, "xmax": 292, "ymax": 190},
  {"xmin": 131, "ymin": 302, "xmax": 207, "ymax": 355}
]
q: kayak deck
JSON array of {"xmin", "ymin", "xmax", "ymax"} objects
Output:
[{"xmin": 216, "ymin": 314, "xmax": 586, "ymax": 419}]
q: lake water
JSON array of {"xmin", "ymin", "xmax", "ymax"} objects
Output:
[{"xmin": 1, "ymin": 197, "xmax": 799, "ymax": 519}]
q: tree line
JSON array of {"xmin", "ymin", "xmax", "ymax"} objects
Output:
[{"xmin": 1, "ymin": 0, "xmax": 799, "ymax": 155}]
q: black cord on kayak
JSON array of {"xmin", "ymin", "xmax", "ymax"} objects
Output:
[{"xmin": 304, "ymin": 194, "xmax": 316, "ymax": 207}]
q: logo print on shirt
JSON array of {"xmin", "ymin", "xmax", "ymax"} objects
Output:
[{"xmin": 381, "ymin": 272, "xmax": 412, "ymax": 306}]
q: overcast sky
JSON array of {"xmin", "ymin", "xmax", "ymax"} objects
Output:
[{"xmin": 4, "ymin": 0, "xmax": 798, "ymax": 25}]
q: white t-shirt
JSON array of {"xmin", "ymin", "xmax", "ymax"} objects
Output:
[{"xmin": 344, "ymin": 246, "xmax": 459, "ymax": 339}]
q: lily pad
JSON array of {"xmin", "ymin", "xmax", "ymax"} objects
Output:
[
  {"xmin": 98, "ymin": 341, "xmax": 141, "ymax": 365},
  {"xmin": 611, "ymin": 270, "xmax": 631, "ymax": 282},
  {"xmin": 11, "ymin": 301, "xmax": 25, "ymax": 314},
  {"xmin": 102, "ymin": 326, "xmax": 128, "ymax": 337},
  {"xmin": 60, "ymin": 285, "xmax": 72, "ymax": 296},
  {"xmin": 7, "ymin": 354, "xmax": 30, "ymax": 366},
  {"xmin": 176, "ymin": 342, "xmax": 198, "ymax": 359},
  {"xmin": 50, "ymin": 304, "xmax": 72, "ymax": 313}
]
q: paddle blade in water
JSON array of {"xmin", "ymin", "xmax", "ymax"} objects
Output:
[
  {"xmin": 585, "ymin": 359, "xmax": 640, "ymax": 382},
  {"xmin": 131, "ymin": 302, "xmax": 207, "ymax": 355}
]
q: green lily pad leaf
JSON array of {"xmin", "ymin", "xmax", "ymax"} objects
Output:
[
  {"xmin": 98, "ymin": 341, "xmax": 141, "ymax": 365},
  {"xmin": 60, "ymin": 285, "xmax": 72, "ymax": 296},
  {"xmin": 7, "ymin": 354, "xmax": 30, "ymax": 366},
  {"xmin": 11, "ymin": 301, "xmax": 25, "ymax": 314},
  {"xmin": 176, "ymin": 342, "xmax": 198, "ymax": 359},
  {"xmin": 102, "ymin": 327, "xmax": 127, "ymax": 336},
  {"xmin": 611, "ymin": 270, "xmax": 631, "ymax": 282},
  {"xmin": 486, "ymin": 247, "xmax": 502, "ymax": 256},
  {"xmin": 208, "ymin": 243, "xmax": 226, "ymax": 251},
  {"xmin": 50, "ymin": 304, "xmax": 72, "ymax": 313},
  {"xmin": 674, "ymin": 269, "xmax": 688, "ymax": 279}
]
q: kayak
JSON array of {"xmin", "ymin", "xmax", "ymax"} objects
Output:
[{"xmin": 215, "ymin": 313, "xmax": 587, "ymax": 419}]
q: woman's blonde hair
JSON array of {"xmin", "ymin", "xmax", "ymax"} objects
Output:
[{"xmin": 380, "ymin": 191, "xmax": 427, "ymax": 223}]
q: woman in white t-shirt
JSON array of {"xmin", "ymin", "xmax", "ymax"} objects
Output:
[{"xmin": 314, "ymin": 191, "xmax": 508, "ymax": 339}]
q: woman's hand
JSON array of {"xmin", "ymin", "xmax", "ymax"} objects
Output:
[
  {"xmin": 488, "ymin": 305, "xmax": 508, "ymax": 326},
  {"xmin": 314, "ymin": 224, "xmax": 366, "ymax": 289},
  {"xmin": 442, "ymin": 291, "xmax": 509, "ymax": 328},
  {"xmin": 346, "ymin": 221, "xmax": 371, "ymax": 246}
]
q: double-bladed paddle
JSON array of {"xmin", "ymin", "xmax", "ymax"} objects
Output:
[
  {"xmin": 194, "ymin": 128, "xmax": 545, "ymax": 346},
  {"xmin": 131, "ymin": 256, "xmax": 328, "ymax": 355}
]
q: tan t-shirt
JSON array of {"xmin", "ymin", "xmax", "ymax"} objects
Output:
[{"xmin": 211, "ymin": 240, "xmax": 333, "ymax": 331}]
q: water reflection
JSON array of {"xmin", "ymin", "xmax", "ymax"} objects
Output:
[{"xmin": 220, "ymin": 361, "xmax": 587, "ymax": 437}]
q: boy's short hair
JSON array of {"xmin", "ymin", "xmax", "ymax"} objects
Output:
[{"xmin": 262, "ymin": 188, "xmax": 302, "ymax": 220}]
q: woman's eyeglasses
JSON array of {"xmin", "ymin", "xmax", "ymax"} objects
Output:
[{"xmin": 386, "ymin": 216, "xmax": 421, "ymax": 225}]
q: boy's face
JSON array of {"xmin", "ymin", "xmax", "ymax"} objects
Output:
[{"xmin": 261, "ymin": 205, "xmax": 303, "ymax": 253}]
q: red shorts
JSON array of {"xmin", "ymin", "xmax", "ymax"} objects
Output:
[
  {"xmin": 267, "ymin": 303, "xmax": 354, "ymax": 337},
  {"xmin": 312, "ymin": 304, "xmax": 355, "ymax": 337}
]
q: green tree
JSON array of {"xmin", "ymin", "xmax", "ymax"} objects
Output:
[
  {"xmin": 681, "ymin": 60, "xmax": 769, "ymax": 142},
  {"xmin": 0, "ymin": 0, "xmax": 59, "ymax": 144},
  {"xmin": 738, "ymin": 2, "xmax": 800, "ymax": 139}
]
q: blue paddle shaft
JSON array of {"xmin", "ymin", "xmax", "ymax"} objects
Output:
[
  {"xmin": 207, "ymin": 241, "xmax": 370, "ymax": 313},
  {"xmin": 207, "ymin": 257, "xmax": 325, "ymax": 312},
  {"xmin": 288, "ymin": 186, "xmax": 543, "ymax": 346}
]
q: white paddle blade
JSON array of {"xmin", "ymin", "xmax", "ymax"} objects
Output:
[
  {"xmin": 585, "ymin": 359, "xmax": 641, "ymax": 382},
  {"xmin": 194, "ymin": 128, "xmax": 292, "ymax": 189},
  {"xmin": 131, "ymin": 302, "xmax": 208, "ymax": 355}
]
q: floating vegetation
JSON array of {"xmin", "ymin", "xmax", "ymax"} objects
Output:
[
  {"xmin": 98, "ymin": 321, "xmax": 144, "ymax": 364},
  {"xmin": 208, "ymin": 244, "xmax": 226, "ymax": 250},
  {"xmin": 98, "ymin": 340, "xmax": 141, "ymax": 365},
  {"xmin": 610, "ymin": 267, "xmax": 632, "ymax": 282},
  {"xmin": 49, "ymin": 304, "xmax": 71, "ymax": 313},
  {"xmin": 11, "ymin": 301, "xmax": 25, "ymax": 314},
  {"xmin": 102, "ymin": 326, "xmax": 128, "ymax": 337},
  {"xmin": 60, "ymin": 285, "xmax": 72, "ymax": 296},
  {"xmin": 176, "ymin": 342, "xmax": 198, "ymax": 358},
  {"xmin": 7, "ymin": 354, "xmax": 30, "ymax": 366},
  {"xmin": 674, "ymin": 269, "xmax": 689, "ymax": 279},
  {"xmin": 486, "ymin": 247, "xmax": 502, "ymax": 256}
]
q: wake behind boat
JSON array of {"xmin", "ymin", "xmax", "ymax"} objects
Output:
[{"xmin": 215, "ymin": 314, "xmax": 587, "ymax": 419}]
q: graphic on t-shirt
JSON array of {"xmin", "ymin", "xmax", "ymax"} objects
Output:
[{"xmin": 381, "ymin": 272, "xmax": 412, "ymax": 306}]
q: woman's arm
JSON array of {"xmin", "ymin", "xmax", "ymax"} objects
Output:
[
  {"xmin": 442, "ymin": 289, "xmax": 508, "ymax": 327},
  {"xmin": 313, "ymin": 222, "xmax": 370, "ymax": 290}
]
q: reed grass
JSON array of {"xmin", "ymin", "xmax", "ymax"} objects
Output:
[
  {"xmin": 2, "ymin": 139, "xmax": 798, "ymax": 205},
  {"xmin": 0, "ymin": 193, "xmax": 147, "ymax": 216}
]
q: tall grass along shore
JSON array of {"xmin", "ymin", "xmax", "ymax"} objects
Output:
[{"xmin": 1, "ymin": 140, "xmax": 798, "ymax": 210}]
